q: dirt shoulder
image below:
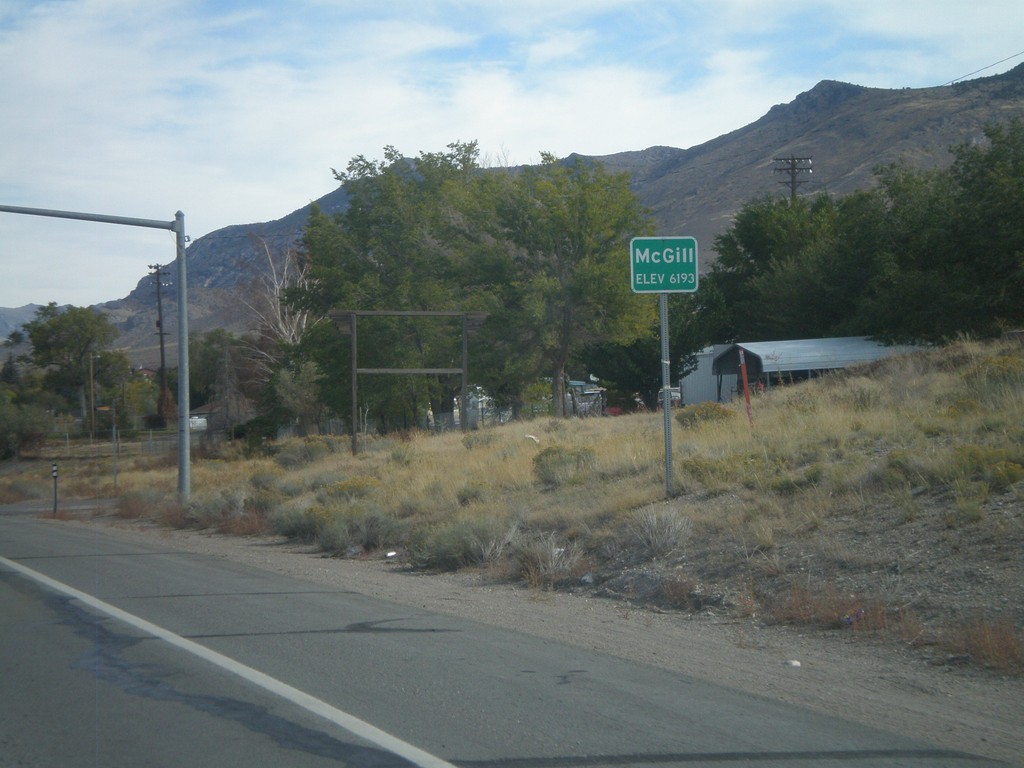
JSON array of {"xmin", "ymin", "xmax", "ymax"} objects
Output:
[{"xmin": 78, "ymin": 516, "xmax": 1023, "ymax": 766}]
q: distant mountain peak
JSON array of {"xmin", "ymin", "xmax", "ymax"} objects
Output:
[
  {"xmin": 4, "ymin": 68, "xmax": 1021, "ymax": 367},
  {"xmin": 770, "ymin": 79, "xmax": 869, "ymax": 119}
]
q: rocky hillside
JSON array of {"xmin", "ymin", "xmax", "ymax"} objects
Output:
[
  {"xmin": 6, "ymin": 65, "xmax": 1024, "ymax": 366},
  {"xmin": 598, "ymin": 64, "xmax": 1024, "ymax": 251}
]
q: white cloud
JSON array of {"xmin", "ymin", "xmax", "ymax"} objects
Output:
[
  {"xmin": 1, "ymin": 0, "xmax": 1022, "ymax": 307},
  {"xmin": 524, "ymin": 30, "xmax": 595, "ymax": 67}
]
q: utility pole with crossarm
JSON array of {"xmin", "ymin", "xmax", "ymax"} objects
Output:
[{"xmin": 773, "ymin": 155, "xmax": 813, "ymax": 200}]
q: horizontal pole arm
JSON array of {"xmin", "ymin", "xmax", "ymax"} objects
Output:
[
  {"xmin": 356, "ymin": 368, "xmax": 462, "ymax": 375},
  {"xmin": 0, "ymin": 204, "xmax": 179, "ymax": 231},
  {"xmin": 332, "ymin": 310, "xmax": 469, "ymax": 318}
]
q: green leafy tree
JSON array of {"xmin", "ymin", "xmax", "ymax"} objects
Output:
[
  {"xmin": 188, "ymin": 329, "xmax": 260, "ymax": 436},
  {"xmin": 122, "ymin": 376, "xmax": 158, "ymax": 431},
  {"xmin": 934, "ymin": 120, "xmax": 1024, "ymax": 336},
  {"xmin": 580, "ymin": 333, "xmax": 662, "ymax": 411},
  {"xmin": 684, "ymin": 120, "xmax": 1024, "ymax": 350},
  {"xmin": 1, "ymin": 353, "xmax": 19, "ymax": 387},
  {"xmin": 295, "ymin": 146, "xmax": 657, "ymax": 423},
  {"xmin": 272, "ymin": 361, "xmax": 325, "ymax": 436},
  {"xmin": 91, "ymin": 349, "xmax": 132, "ymax": 437},
  {"xmin": 0, "ymin": 392, "xmax": 51, "ymax": 459},
  {"xmin": 855, "ymin": 122, "xmax": 1024, "ymax": 342},
  {"xmin": 852, "ymin": 162, "xmax": 959, "ymax": 341},
  {"xmin": 740, "ymin": 195, "xmax": 896, "ymax": 340},
  {"xmin": 492, "ymin": 154, "xmax": 656, "ymax": 415},
  {"xmin": 296, "ymin": 141, "xmax": 496, "ymax": 429},
  {"xmin": 696, "ymin": 194, "xmax": 840, "ymax": 343},
  {"xmin": 14, "ymin": 303, "xmax": 119, "ymax": 423}
]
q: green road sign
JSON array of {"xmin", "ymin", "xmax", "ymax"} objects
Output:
[{"xmin": 629, "ymin": 236, "xmax": 698, "ymax": 293}]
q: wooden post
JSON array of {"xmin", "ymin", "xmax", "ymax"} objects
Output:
[{"xmin": 738, "ymin": 349, "xmax": 754, "ymax": 428}]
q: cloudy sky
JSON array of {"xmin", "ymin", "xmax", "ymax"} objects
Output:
[{"xmin": 1, "ymin": 0, "xmax": 1021, "ymax": 308}]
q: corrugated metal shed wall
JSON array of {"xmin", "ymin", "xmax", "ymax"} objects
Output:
[
  {"xmin": 680, "ymin": 344, "xmax": 737, "ymax": 404},
  {"xmin": 712, "ymin": 337, "xmax": 921, "ymax": 379},
  {"xmin": 680, "ymin": 348, "xmax": 716, "ymax": 405}
]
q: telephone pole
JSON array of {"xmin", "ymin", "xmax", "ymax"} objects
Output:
[
  {"xmin": 773, "ymin": 155, "xmax": 813, "ymax": 201},
  {"xmin": 149, "ymin": 263, "xmax": 176, "ymax": 426}
]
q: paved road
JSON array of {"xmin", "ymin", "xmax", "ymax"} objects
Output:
[{"xmin": 0, "ymin": 511, "xmax": 1007, "ymax": 767}]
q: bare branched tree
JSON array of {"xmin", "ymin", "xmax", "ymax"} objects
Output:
[{"xmin": 237, "ymin": 237, "xmax": 316, "ymax": 382}]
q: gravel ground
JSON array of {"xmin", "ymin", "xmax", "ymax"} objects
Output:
[{"xmin": 82, "ymin": 518, "xmax": 1024, "ymax": 766}]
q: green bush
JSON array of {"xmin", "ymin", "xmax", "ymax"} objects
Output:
[
  {"xmin": 389, "ymin": 444, "xmax": 415, "ymax": 465},
  {"xmin": 274, "ymin": 436, "xmax": 335, "ymax": 468},
  {"xmin": 770, "ymin": 463, "xmax": 825, "ymax": 495},
  {"xmin": 532, "ymin": 446, "xmax": 596, "ymax": 487},
  {"xmin": 0, "ymin": 401, "xmax": 51, "ymax": 459},
  {"xmin": 506, "ymin": 533, "xmax": 584, "ymax": 589},
  {"xmin": 963, "ymin": 354, "xmax": 1024, "ymax": 404},
  {"xmin": 953, "ymin": 444, "xmax": 1024, "ymax": 475},
  {"xmin": 876, "ymin": 448, "xmax": 933, "ymax": 489},
  {"xmin": 245, "ymin": 488, "xmax": 287, "ymax": 516},
  {"xmin": 993, "ymin": 461, "xmax": 1024, "ymax": 490},
  {"xmin": 837, "ymin": 379, "xmax": 884, "ymax": 412},
  {"xmin": 675, "ymin": 401, "xmax": 733, "ymax": 428},
  {"xmin": 462, "ymin": 431, "xmax": 496, "ymax": 449},
  {"xmin": 964, "ymin": 355, "xmax": 1024, "ymax": 385},
  {"xmin": 407, "ymin": 516, "xmax": 516, "ymax": 571},
  {"xmin": 249, "ymin": 467, "xmax": 284, "ymax": 491},
  {"xmin": 269, "ymin": 504, "xmax": 332, "ymax": 542},
  {"xmin": 677, "ymin": 454, "xmax": 737, "ymax": 492},
  {"xmin": 317, "ymin": 506, "xmax": 404, "ymax": 556},
  {"xmin": 190, "ymin": 488, "xmax": 247, "ymax": 526},
  {"xmin": 457, "ymin": 481, "xmax": 488, "ymax": 506},
  {"xmin": 319, "ymin": 476, "xmax": 380, "ymax": 500}
]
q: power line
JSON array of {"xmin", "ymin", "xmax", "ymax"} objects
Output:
[{"xmin": 942, "ymin": 49, "xmax": 1024, "ymax": 86}]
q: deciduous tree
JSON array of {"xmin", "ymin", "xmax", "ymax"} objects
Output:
[
  {"xmin": 14, "ymin": 303, "xmax": 119, "ymax": 421},
  {"xmin": 493, "ymin": 154, "xmax": 655, "ymax": 415},
  {"xmin": 295, "ymin": 141, "xmax": 495, "ymax": 428}
]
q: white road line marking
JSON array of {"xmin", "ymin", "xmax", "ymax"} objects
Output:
[{"xmin": 1, "ymin": 555, "xmax": 458, "ymax": 768}]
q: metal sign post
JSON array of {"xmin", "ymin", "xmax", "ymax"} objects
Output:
[
  {"xmin": 659, "ymin": 293, "xmax": 673, "ymax": 497},
  {"xmin": 630, "ymin": 237, "xmax": 699, "ymax": 497}
]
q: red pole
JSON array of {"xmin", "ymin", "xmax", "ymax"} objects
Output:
[{"xmin": 738, "ymin": 349, "xmax": 754, "ymax": 428}]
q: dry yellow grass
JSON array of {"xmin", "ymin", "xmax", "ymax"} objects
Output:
[{"xmin": 2, "ymin": 336, "xmax": 1022, "ymax": 671}]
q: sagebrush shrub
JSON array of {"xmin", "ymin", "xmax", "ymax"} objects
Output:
[
  {"xmin": 317, "ymin": 506, "xmax": 403, "ymax": 556},
  {"xmin": 532, "ymin": 446, "xmax": 596, "ymax": 487},
  {"xmin": 675, "ymin": 402, "xmax": 733, "ymax": 428},
  {"xmin": 628, "ymin": 504, "xmax": 693, "ymax": 559},
  {"xmin": 507, "ymin": 533, "xmax": 584, "ymax": 589},
  {"xmin": 270, "ymin": 504, "xmax": 331, "ymax": 542},
  {"xmin": 407, "ymin": 515, "xmax": 516, "ymax": 571}
]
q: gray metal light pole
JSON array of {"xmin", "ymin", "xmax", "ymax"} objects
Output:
[
  {"xmin": 0, "ymin": 204, "xmax": 191, "ymax": 503},
  {"xmin": 173, "ymin": 211, "xmax": 190, "ymax": 501}
]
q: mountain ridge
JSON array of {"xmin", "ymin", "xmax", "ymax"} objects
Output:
[{"xmin": 5, "ymin": 64, "xmax": 1024, "ymax": 366}]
